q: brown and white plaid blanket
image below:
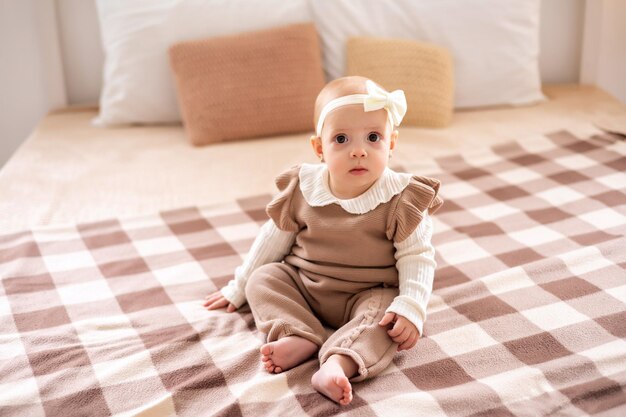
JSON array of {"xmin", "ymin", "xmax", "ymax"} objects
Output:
[{"xmin": 1, "ymin": 130, "xmax": 625, "ymax": 416}]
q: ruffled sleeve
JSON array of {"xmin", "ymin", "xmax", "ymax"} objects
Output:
[
  {"xmin": 265, "ymin": 164, "xmax": 302, "ymax": 232},
  {"xmin": 386, "ymin": 175, "xmax": 443, "ymax": 243}
]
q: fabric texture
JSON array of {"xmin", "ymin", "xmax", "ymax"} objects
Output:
[
  {"xmin": 93, "ymin": 0, "xmax": 312, "ymax": 126},
  {"xmin": 267, "ymin": 165, "xmax": 442, "ymax": 235},
  {"xmin": 245, "ymin": 262, "xmax": 399, "ymax": 382},
  {"xmin": 299, "ymin": 163, "xmax": 413, "ymax": 214},
  {"xmin": 221, "ymin": 219, "xmax": 296, "ymax": 308},
  {"xmin": 0, "ymin": 130, "xmax": 624, "ymax": 415},
  {"xmin": 347, "ymin": 37, "xmax": 454, "ymax": 128},
  {"xmin": 223, "ymin": 163, "xmax": 442, "ymax": 333},
  {"xmin": 221, "ymin": 216, "xmax": 436, "ymax": 335},
  {"xmin": 387, "ymin": 209, "xmax": 436, "ymax": 332},
  {"xmin": 310, "ymin": 0, "xmax": 545, "ymax": 108},
  {"xmin": 169, "ymin": 23, "xmax": 325, "ymax": 145}
]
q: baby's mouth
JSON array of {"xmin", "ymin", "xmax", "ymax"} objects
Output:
[{"xmin": 349, "ymin": 167, "xmax": 368, "ymax": 174}]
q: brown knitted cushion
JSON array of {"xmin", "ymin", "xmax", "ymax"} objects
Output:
[
  {"xmin": 347, "ymin": 37, "xmax": 454, "ymax": 128},
  {"xmin": 169, "ymin": 23, "xmax": 325, "ymax": 146}
]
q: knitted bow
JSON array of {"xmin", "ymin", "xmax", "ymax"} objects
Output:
[{"xmin": 363, "ymin": 80, "xmax": 407, "ymax": 127}]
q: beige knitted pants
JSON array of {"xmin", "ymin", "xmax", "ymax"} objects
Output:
[{"xmin": 245, "ymin": 262, "xmax": 399, "ymax": 382}]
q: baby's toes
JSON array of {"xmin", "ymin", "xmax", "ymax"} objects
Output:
[
  {"xmin": 340, "ymin": 391, "xmax": 353, "ymax": 405},
  {"xmin": 339, "ymin": 389, "xmax": 352, "ymax": 406},
  {"xmin": 260, "ymin": 344, "xmax": 272, "ymax": 356},
  {"xmin": 273, "ymin": 366, "xmax": 283, "ymax": 373},
  {"xmin": 336, "ymin": 377, "xmax": 353, "ymax": 405}
]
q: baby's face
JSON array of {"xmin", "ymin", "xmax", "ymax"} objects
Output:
[{"xmin": 319, "ymin": 105, "xmax": 396, "ymax": 199}]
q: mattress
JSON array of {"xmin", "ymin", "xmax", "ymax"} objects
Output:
[
  {"xmin": 1, "ymin": 84, "xmax": 625, "ymax": 416},
  {"xmin": 0, "ymin": 84, "xmax": 624, "ymax": 233}
]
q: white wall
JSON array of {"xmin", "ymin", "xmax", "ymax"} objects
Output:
[
  {"xmin": 56, "ymin": 0, "xmax": 103, "ymax": 105},
  {"xmin": 539, "ymin": 0, "xmax": 585, "ymax": 83},
  {"xmin": 0, "ymin": 0, "xmax": 67, "ymax": 169},
  {"xmin": 580, "ymin": 0, "xmax": 626, "ymax": 104}
]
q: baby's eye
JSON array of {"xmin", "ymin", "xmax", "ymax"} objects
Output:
[
  {"xmin": 367, "ymin": 132, "xmax": 382, "ymax": 142},
  {"xmin": 334, "ymin": 134, "xmax": 348, "ymax": 144}
]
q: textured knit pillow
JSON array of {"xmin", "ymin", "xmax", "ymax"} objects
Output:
[
  {"xmin": 94, "ymin": 0, "xmax": 312, "ymax": 126},
  {"xmin": 169, "ymin": 23, "xmax": 325, "ymax": 145},
  {"xmin": 347, "ymin": 37, "xmax": 454, "ymax": 128}
]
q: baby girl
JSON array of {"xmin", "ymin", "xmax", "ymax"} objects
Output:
[{"xmin": 204, "ymin": 76, "xmax": 443, "ymax": 405}]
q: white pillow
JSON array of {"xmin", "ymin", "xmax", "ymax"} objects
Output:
[
  {"xmin": 310, "ymin": 0, "xmax": 546, "ymax": 109},
  {"xmin": 94, "ymin": 0, "xmax": 311, "ymax": 126}
]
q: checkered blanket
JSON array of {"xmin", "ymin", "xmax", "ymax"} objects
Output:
[{"xmin": 1, "ymin": 130, "xmax": 625, "ymax": 416}]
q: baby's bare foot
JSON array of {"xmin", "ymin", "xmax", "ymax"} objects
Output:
[
  {"xmin": 260, "ymin": 336, "xmax": 318, "ymax": 374},
  {"xmin": 311, "ymin": 360, "xmax": 353, "ymax": 406}
]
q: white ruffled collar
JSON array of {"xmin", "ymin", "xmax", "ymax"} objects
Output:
[{"xmin": 298, "ymin": 163, "xmax": 412, "ymax": 214}]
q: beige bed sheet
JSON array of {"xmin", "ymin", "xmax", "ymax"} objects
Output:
[{"xmin": 1, "ymin": 84, "xmax": 624, "ymax": 233}]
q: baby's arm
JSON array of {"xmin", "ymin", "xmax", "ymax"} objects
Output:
[
  {"xmin": 203, "ymin": 219, "xmax": 296, "ymax": 311},
  {"xmin": 382, "ymin": 211, "xmax": 436, "ymax": 347}
]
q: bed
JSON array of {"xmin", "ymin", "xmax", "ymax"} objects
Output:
[
  {"xmin": 1, "ymin": 83, "xmax": 625, "ymax": 416},
  {"xmin": 2, "ymin": 0, "xmax": 626, "ymax": 415}
]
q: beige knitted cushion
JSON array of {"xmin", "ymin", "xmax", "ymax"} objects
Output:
[
  {"xmin": 347, "ymin": 37, "xmax": 454, "ymax": 128},
  {"xmin": 169, "ymin": 23, "xmax": 325, "ymax": 146}
]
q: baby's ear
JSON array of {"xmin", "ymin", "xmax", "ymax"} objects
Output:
[
  {"xmin": 310, "ymin": 135, "xmax": 323, "ymax": 155},
  {"xmin": 390, "ymin": 130, "xmax": 399, "ymax": 150}
]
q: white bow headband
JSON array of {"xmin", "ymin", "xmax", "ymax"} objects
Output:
[{"xmin": 316, "ymin": 80, "xmax": 407, "ymax": 137}]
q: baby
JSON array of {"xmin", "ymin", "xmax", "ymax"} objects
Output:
[{"xmin": 204, "ymin": 76, "xmax": 443, "ymax": 405}]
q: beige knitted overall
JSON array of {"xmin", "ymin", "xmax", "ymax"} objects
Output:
[{"xmin": 245, "ymin": 165, "xmax": 442, "ymax": 382}]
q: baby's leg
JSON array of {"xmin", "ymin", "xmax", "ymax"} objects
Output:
[
  {"xmin": 313, "ymin": 287, "xmax": 398, "ymax": 404},
  {"xmin": 245, "ymin": 263, "xmax": 325, "ymax": 373}
]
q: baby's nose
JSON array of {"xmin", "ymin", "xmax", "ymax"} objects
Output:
[{"xmin": 350, "ymin": 147, "xmax": 367, "ymax": 158}]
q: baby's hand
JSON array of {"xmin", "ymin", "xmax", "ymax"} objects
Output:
[
  {"xmin": 203, "ymin": 290, "xmax": 237, "ymax": 313},
  {"xmin": 379, "ymin": 312, "xmax": 420, "ymax": 351}
]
